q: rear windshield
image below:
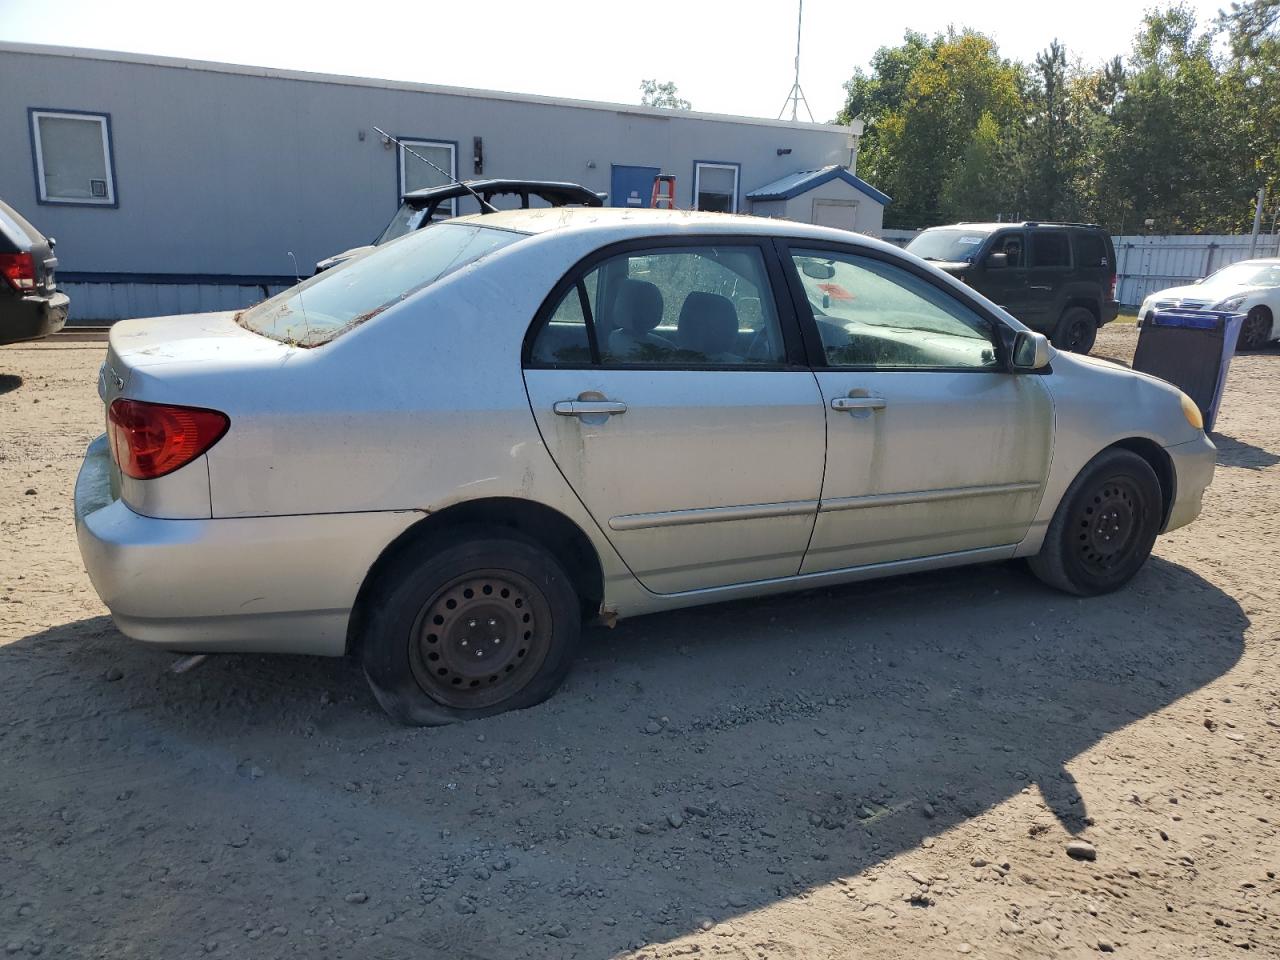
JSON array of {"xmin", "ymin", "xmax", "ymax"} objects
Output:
[
  {"xmin": 376, "ymin": 203, "xmax": 432, "ymax": 244},
  {"xmin": 239, "ymin": 223, "xmax": 523, "ymax": 346},
  {"xmin": 906, "ymin": 229, "xmax": 992, "ymax": 263}
]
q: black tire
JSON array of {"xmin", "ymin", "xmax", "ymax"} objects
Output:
[
  {"xmin": 359, "ymin": 528, "xmax": 582, "ymax": 725},
  {"xmin": 1238, "ymin": 306, "xmax": 1273, "ymax": 351},
  {"xmin": 1051, "ymin": 306, "xmax": 1098, "ymax": 354},
  {"xmin": 1028, "ymin": 448, "xmax": 1162, "ymax": 597}
]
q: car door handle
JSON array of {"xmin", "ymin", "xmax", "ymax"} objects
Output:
[
  {"xmin": 553, "ymin": 399, "xmax": 628, "ymax": 417},
  {"xmin": 831, "ymin": 396, "xmax": 886, "ymax": 412},
  {"xmin": 1030, "ymin": 285, "xmax": 1053, "ymax": 291}
]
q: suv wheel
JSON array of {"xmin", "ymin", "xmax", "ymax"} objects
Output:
[
  {"xmin": 1028, "ymin": 448, "xmax": 1162, "ymax": 596},
  {"xmin": 1238, "ymin": 306, "xmax": 1273, "ymax": 351},
  {"xmin": 1052, "ymin": 307, "xmax": 1098, "ymax": 354},
  {"xmin": 359, "ymin": 528, "xmax": 582, "ymax": 725}
]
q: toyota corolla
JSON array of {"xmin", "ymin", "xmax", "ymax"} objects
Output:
[{"xmin": 74, "ymin": 208, "xmax": 1216, "ymax": 724}]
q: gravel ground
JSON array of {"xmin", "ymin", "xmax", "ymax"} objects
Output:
[{"xmin": 1, "ymin": 325, "xmax": 1278, "ymax": 959}]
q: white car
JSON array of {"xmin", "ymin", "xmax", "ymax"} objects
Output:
[
  {"xmin": 74, "ymin": 209, "xmax": 1216, "ymax": 725},
  {"xmin": 1139, "ymin": 258, "xmax": 1280, "ymax": 350}
]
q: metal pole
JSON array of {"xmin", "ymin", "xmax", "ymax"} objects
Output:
[
  {"xmin": 792, "ymin": 0, "xmax": 803, "ymax": 122},
  {"xmin": 1250, "ymin": 186, "xmax": 1265, "ymax": 257}
]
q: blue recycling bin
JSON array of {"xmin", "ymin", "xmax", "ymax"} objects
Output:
[{"xmin": 1132, "ymin": 309, "xmax": 1244, "ymax": 432}]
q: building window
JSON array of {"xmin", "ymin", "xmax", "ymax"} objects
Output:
[
  {"xmin": 693, "ymin": 161, "xmax": 739, "ymax": 213},
  {"xmin": 29, "ymin": 109, "xmax": 116, "ymax": 206},
  {"xmin": 397, "ymin": 139, "xmax": 457, "ymax": 217}
]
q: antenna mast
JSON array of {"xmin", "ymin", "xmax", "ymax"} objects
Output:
[{"xmin": 777, "ymin": 0, "xmax": 814, "ymax": 122}]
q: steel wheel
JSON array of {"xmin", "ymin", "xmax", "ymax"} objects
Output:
[
  {"xmin": 408, "ymin": 569, "xmax": 552, "ymax": 710},
  {"xmin": 1028, "ymin": 448, "xmax": 1162, "ymax": 597},
  {"xmin": 1071, "ymin": 477, "xmax": 1147, "ymax": 577}
]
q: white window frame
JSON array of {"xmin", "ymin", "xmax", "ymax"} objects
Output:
[
  {"xmin": 693, "ymin": 161, "xmax": 740, "ymax": 214},
  {"xmin": 397, "ymin": 139, "xmax": 457, "ymax": 217},
  {"xmin": 30, "ymin": 109, "xmax": 116, "ymax": 206}
]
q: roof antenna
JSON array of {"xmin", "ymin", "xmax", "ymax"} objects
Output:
[
  {"xmin": 373, "ymin": 127, "xmax": 498, "ymax": 214},
  {"xmin": 777, "ymin": 0, "xmax": 815, "ymax": 122},
  {"xmin": 286, "ymin": 251, "xmax": 311, "ymax": 344}
]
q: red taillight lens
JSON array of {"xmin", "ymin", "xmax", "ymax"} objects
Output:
[
  {"xmin": 107, "ymin": 399, "xmax": 229, "ymax": 479},
  {"xmin": 1109, "ymin": 274, "xmax": 1117, "ymax": 300},
  {"xmin": 0, "ymin": 252, "xmax": 36, "ymax": 292}
]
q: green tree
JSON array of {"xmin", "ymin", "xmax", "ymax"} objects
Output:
[
  {"xmin": 838, "ymin": 29, "xmax": 1022, "ymax": 228},
  {"xmin": 639, "ymin": 80, "xmax": 691, "ymax": 110}
]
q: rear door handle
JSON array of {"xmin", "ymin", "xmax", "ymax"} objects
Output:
[
  {"xmin": 553, "ymin": 399, "xmax": 628, "ymax": 418},
  {"xmin": 831, "ymin": 396, "xmax": 886, "ymax": 412}
]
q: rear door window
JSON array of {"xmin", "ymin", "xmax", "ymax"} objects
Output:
[
  {"xmin": 1031, "ymin": 231, "xmax": 1071, "ymax": 268},
  {"xmin": 527, "ymin": 244, "xmax": 788, "ymax": 367}
]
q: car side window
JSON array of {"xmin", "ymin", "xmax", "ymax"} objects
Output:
[
  {"xmin": 790, "ymin": 248, "xmax": 999, "ymax": 371},
  {"xmin": 530, "ymin": 281, "xmax": 594, "ymax": 364},
  {"xmin": 530, "ymin": 245, "xmax": 787, "ymax": 367},
  {"xmin": 994, "ymin": 232, "xmax": 1024, "ymax": 267},
  {"xmin": 1031, "ymin": 231, "xmax": 1071, "ymax": 268},
  {"xmin": 1073, "ymin": 231, "xmax": 1107, "ymax": 268}
]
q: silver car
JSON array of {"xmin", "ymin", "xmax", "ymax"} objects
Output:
[{"xmin": 74, "ymin": 209, "xmax": 1216, "ymax": 724}]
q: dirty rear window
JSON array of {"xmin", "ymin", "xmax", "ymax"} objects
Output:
[{"xmin": 238, "ymin": 223, "xmax": 523, "ymax": 346}]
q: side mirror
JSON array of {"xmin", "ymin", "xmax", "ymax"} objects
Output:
[
  {"xmin": 985, "ymin": 251, "xmax": 1008, "ymax": 269},
  {"xmin": 1011, "ymin": 330, "xmax": 1051, "ymax": 371},
  {"xmin": 800, "ymin": 260, "xmax": 836, "ymax": 280},
  {"xmin": 47, "ymin": 236, "xmax": 57, "ymax": 249}
]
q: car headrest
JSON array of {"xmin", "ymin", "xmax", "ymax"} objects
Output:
[
  {"xmin": 678, "ymin": 292, "xmax": 739, "ymax": 356},
  {"xmin": 613, "ymin": 279, "xmax": 664, "ymax": 334}
]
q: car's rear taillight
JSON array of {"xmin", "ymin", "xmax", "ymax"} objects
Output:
[
  {"xmin": 107, "ymin": 398, "xmax": 229, "ymax": 479},
  {"xmin": 0, "ymin": 252, "xmax": 36, "ymax": 292},
  {"xmin": 1108, "ymin": 274, "xmax": 1117, "ymax": 300}
]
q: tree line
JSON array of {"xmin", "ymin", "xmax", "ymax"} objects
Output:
[{"xmin": 836, "ymin": 0, "xmax": 1279, "ymax": 234}]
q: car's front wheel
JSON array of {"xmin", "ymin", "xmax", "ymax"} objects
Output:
[
  {"xmin": 1051, "ymin": 307, "xmax": 1098, "ymax": 354},
  {"xmin": 1028, "ymin": 448, "xmax": 1162, "ymax": 597},
  {"xmin": 1238, "ymin": 306, "xmax": 1273, "ymax": 351},
  {"xmin": 359, "ymin": 528, "xmax": 581, "ymax": 725}
]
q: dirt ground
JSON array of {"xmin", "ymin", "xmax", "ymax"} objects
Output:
[{"xmin": 1, "ymin": 325, "xmax": 1278, "ymax": 959}]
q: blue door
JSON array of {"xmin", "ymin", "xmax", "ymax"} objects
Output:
[{"xmin": 610, "ymin": 165, "xmax": 660, "ymax": 208}]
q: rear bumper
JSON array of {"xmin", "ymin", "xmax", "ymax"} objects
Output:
[
  {"xmin": 1164, "ymin": 433, "xmax": 1216, "ymax": 533},
  {"xmin": 74, "ymin": 435, "xmax": 421, "ymax": 655},
  {"xmin": 1101, "ymin": 299, "xmax": 1120, "ymax": 326},
  {"xmin": 1, "ymin": 291, "xmax": 68, "ymax": 345}
]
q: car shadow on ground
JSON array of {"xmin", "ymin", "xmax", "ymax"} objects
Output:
[
  {"xmin": 0, "ymin": 372, "xmax": 22, "ymax": 395},
  {"xmin": 1212, "ymin": 431, "xmax": 1280, "ymax": 470},
  {"xmin": 1, "ymin": 555, "xmax": 1246, "ymax": 957}
]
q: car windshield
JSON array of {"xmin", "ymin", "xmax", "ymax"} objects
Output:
[
  {"xmin": 376, "ymin": 203, "xmax": 432, "ymax": 244},
  {"xmin": 1201, "ymin": 261, "xmax": 1280, "ymax": 290},
  {"xmin": 906, "ymin": 229, "xmax": 992, "ymax": 263},
  {"xmin": 239, "ymin": 223, "xmax": 523, "ymax": 346}
]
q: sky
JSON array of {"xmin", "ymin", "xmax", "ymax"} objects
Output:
[{"xmin": 0, "ymin": 0, "xmax": 1230, "ymax": 123}]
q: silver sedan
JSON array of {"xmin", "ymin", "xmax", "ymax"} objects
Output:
[{"xmin": 74, "ymin": 209, "xmax": 1216, "ymax": 724}]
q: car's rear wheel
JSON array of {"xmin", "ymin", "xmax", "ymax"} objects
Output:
[
  {"xmin": 359, "ymin": 529, "xmax": 581, "ymax": 725},
  {"xmin": 1028, "ymin": 448, "xmax": 1162, "ymax": 597},
  {"xmin": 1051, "ymin": 307, "xmax": 1098, "ymax": 354},
  {"xmin": 1238, "ymin": 306, "xmax": 1273, "ymax": 351}
]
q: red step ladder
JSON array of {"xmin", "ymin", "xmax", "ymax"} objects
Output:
[{"xmin": 650, "ymin": 175, "xmax": 677, "ymax": 209}]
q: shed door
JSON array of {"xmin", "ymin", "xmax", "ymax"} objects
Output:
[
  {"xmin": 812, "ymin": 199, "xmax": 858, "ymax": 231},
  {"xmin": 610, "ymin": 165, "xmax": 660, "ymax": 208}
]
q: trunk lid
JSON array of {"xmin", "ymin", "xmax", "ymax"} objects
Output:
[{"xmin": 101, "ymin": 310, "xmax": 292, "ymax": 403}]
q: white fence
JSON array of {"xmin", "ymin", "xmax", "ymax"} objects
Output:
[
  {"xmin": 878, "ymin": 229, "xmax": 1280, "ymax": 306},
  {"xmin": 1114, "ymin": 235, "xmax": 1279, "ymax": 306}
]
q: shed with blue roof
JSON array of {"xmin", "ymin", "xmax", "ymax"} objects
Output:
[{"xmin": 746, "ymin": 165, "xmax": 890, "ymax": 236}]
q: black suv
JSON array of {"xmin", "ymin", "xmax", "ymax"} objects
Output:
[
  {"xmin": 1, "ymin": 198, "xmax": 68, "ymax": 345},
  {"xmin": 906, "ymin": 222, "xmax": 1118, "ymax": 353}
]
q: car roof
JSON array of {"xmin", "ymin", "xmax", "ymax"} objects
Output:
[
  {"xmin": 451, "ymin": 206, "xmax": 897, "ymax": 247},
  {"xmin": 922, "ymin": 222, "xmax": 1106, "ymax": 232}
]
